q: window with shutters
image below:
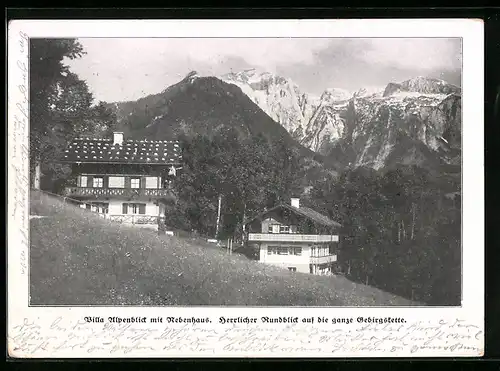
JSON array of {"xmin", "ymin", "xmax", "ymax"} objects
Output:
[
  {"xmin": 267, "ymin": 246, "xmax": 279, "ymax": 255},
  {"xmin": 145, "ymin": 176, "xmax": 158, "ymax": 189},
  {"xmin": 79, "ymin": 176, "xmax": 87, "ymax": 188},
  {"xmin": 131, "ymin": 203, "xmax": 140, "ymax": 214},
  {"xmin": 269, "ymin": 224, "xmax": 280, "ymax": 234},
  {"xmin": 130, "ymin": 178, "xmax": 141, "ymax": 189},
  {"xmin": 123, "ymin": 203, "xmax": 146, "ymax": 215},
  {"xmin": 108, "ymin": 176, "xmax": 125, "ymax": 188},
  {"xmin": 277, "ymin": 247, "xmax": 289, "ymax": 255},
  {"xmin": 267, "ymin": 246, "xmax": 300, "ymax": 255},
  {"xmin": 91, "ymin": 203, "xmax": 109, "ymax": 214},
  {"xmin": 93, "ymin": 177, "xmax": 104, "ymax": 188},
  {"xmin": 279, "ymin": 225, "xmax": 290, "ymax": 233}
]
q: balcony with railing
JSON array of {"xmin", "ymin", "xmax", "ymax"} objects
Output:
[
  {"xmin": 96, "ymin": 213, "xmax": 165, "ymax": 226},
  {"xmin": 64, "ymin": 186, "xmax": 173, "ymax": 198},
  {"xmin": 309, "ymin": 255, "xmax": 337, "ymax": 265},
  {"xmin": 248, "ymin": 233, "xmax": 339, "ymax": 243}
]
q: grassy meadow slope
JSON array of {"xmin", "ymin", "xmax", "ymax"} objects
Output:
[{"xmin": 29, "ymin": 192, "xmax": 419, "ymax": 306}]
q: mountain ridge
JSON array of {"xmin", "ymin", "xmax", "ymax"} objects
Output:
[
  {"xmin": 221, "ymin": 70, "xmax": 461, "ymax": 172},
  {"xmin": 107, "ymin": 69, "xmax": 461, "ymax": 175},
  {"xmin": 107, "ymin": 72, "xmax": 316, "ymax": 159}
]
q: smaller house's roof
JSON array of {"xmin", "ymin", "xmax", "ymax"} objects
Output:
[
  {"xmin": 291, "ymin": 205, "xmax": 341, "ymax": 228},
  {"xmin": 244, "ymin": 203, "xmax": 341, "ymax": 228},
  {"xmin": 59, "ymin": 138, "xmax": 182, "ymax": 165}
]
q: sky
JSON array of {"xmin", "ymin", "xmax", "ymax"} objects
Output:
[{"xmin": 66, "ymin": 38, "xmax": 462, "ymax": 103}]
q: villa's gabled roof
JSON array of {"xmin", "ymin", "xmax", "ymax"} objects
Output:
[
  {"xmin": 244, "ymin": 203, "xmax": 341, "ymax": 228},
  {"xmin": 60, "ymin": 138, "xmax": 182, "ymax": 165}
]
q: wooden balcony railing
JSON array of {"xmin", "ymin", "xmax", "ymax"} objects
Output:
[
  {"xmin": 97, "ymin": 213, "xmax": 165, "ymax": 226},
  {"xmin": 309, "ymin": 255, "xmax": 337, "ymax": 265},
  {"xmin": 64, "ymin": 186, "xmax": 172, "ymax": 198},
  {"xmin": 248, "ymin": 233, "xmax": 339, "ymax": 243}
]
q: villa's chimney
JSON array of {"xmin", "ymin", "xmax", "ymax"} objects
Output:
[
  {"xmin": 113, "ymin": 131, "xmax": 124, "ymax": 146},
  {"xmin": 291, "ymin": 197, "xmax": 300, "ymax": 208}
]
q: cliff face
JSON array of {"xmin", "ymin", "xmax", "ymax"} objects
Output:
[
  {"xmin": 222, "ymin": 71, "xmax": 461, "ymax": 172},
  {"xmin": 221, "ymin": 69, "xmax": 351, "ymax": 153},
  {"xmin": 338, "ymin": 87, "xmax": 461, "ymax": 170}
]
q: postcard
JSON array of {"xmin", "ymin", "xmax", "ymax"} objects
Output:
[{"xmin": 7, "ymin": 18, "xmax": 484, "ymax": 358}]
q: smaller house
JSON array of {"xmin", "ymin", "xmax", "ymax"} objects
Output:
[{"xmin": 243, "ymin": 198, "xmax": 342, "ymax": 275}]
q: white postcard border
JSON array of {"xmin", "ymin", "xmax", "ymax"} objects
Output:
[{"xmin": 8, "ymin": 19, "xmax": 484, "ymax": 358}]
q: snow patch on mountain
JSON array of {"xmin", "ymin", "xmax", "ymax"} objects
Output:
[
  {"xmin": 222, "ymin": 70, "xmax": 461, "ymax": 170},
  {"xmin": 354, "ymin": 86, "xmax": 385, "ymax": 98},
  {"xmin": 343, "ymin": 79, "xmax": 461, "ymax": 169},
  {"xmin": 321, "ymin": 88, "xmax": 352, "ymax": 102},
  {"xmin": 221, "ymin": 69, "xmax": 351, "ymax": 152}
]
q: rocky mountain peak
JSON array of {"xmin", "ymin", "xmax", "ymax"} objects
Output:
[
  {"xmin": 320, "ymin": 88, "xmax": 352, "ymax": 103},
  {"xmin": 353, "ymin": 86, "xmax": 384, "ymax": 98},
  {"xmin": 221, "ymin": 69, "xmax": 353, "ymax": 152},
  {"xmin": 383, "ymin": 76, "xmax": 461, "ymax": 97},
  {"xmin": 383, "ymin": 82, "xmax": 403, "ymax": 97},
  {"xmin": 182, "ymin": 70, "xmax": 200, "ymax": 84},
  {"xmin": 223, "ymin": 69, "xmax": 294, "ymax": 92},
  {"xmin": 108, "ymin": 72, "xmax": 313, "ymax": 158},
  {"xmin": 221, "ymin": 70, "xmax": 461, "ymax": 172}
]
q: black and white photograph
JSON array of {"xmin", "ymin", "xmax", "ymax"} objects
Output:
[
  {"xmin": 8, "ymin": 19, "xmax": 484, "ymax": 358},
  {"xmin": 27, "ymin": 36, "xmax": 462, "ymax": 307}
]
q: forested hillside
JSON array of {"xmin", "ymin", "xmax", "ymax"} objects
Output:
[
  {"xmin": 163, "ymin": 127, "xmax": 331, "ymax": 240},
  {"xmin": 304, "ymin": 165, "xmax": 461, "ymax": 305}
]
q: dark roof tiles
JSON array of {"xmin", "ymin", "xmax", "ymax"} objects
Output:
[
  {"xmin": 244, "ymin": 203, "xmax": 341, "ymax": 228},
  {"xmin": 288, "ymin": 205, "xmax": 341, "ymax": 228},
  {"xmin": 61, "ymin": 138, "xmax": 182, "ymax": 165}
]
